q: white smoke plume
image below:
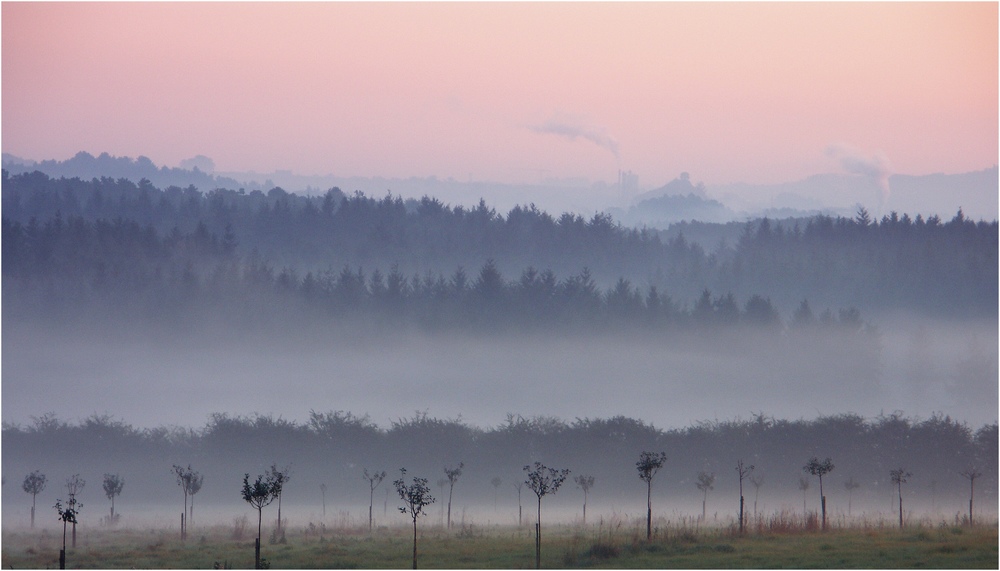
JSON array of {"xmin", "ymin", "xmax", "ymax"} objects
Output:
[
  {"xmin": 529, "ymin": 114, "xmax": 620, "ymax": 159},
  {"xmin": 825, "ymin": 143, "xmax": 892, "ymax": 208}
]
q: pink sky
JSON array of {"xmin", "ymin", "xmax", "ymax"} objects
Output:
[{"xmin": 3, "ymin": 2, "xmax": 996, "ymax": 187}]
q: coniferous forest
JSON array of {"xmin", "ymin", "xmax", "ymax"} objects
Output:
[{"xmin": 3, "ymin": 169, "xmax": 996, "ymax": 327}]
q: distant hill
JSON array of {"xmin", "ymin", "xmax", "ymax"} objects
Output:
[
  {"xmin": 5, "ymin": 151, "xmax": 996, "ymax": 226},
  {"xmin": 708, "ymin": 167, "xmax": 998, "ymax": 222}
]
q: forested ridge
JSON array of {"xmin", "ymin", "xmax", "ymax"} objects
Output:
[{"xmin": 3, "ymin": 169, "xmax": 996, "ymax": 324}]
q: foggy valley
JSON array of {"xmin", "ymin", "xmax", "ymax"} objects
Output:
[
  {"xmin": 3, "ymin": 3, "xmax": 997, "ymax": 567},
  {"xmin": 2, "ymin": 166, "xmax": 996, "ymax": 540}
]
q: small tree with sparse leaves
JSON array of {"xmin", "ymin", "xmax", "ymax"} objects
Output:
[
  {"xmin": 890, "ymin": 468, "xmax": 911, "ymax": 529},
  {"xmin": 54, "ymin": 499, "xmax": 80, "ymax": 569},
  {"xmin": 172, "ymin": 465, "xmax": 201, "ymax": 540},
  {"xmin": 102, "ymin": 473, "xmax": 124, "ymax": 525},
  {"xmin": 803, "ymin": 457, "xmax": 834, "ymax": 530},
  {"xmin": 320, "ymin": 483, "xmax": 327, "ymax": 517},
  {"xmin": 395, "ymin": 468, "xmax": 435, "ymax": 570},
  {"xmin": 491, "ymin": 477, "xmax": 502, "ymax": 511},
  {"xmin": 695, "ymin": 471, "xmax": 715, "ymax": 522},
  {"xmin": 574, "ymin": 474, "xmax": 595, "ymax": 525},
  {"xmin": 268, "ymin": 464, "xmax": 290, "ymax": 534},
  {"xmin": 242, "ymin": 472, "xmax": 281, "ymax": 569},
  {"xmin": 443, "ymin": 462, "xmax": 464, "ymax": 530},
  {"xmin": 636, "ymin": 451, "xmax": 667, "ymax": 540},
  {"xmin": 844, "ymin": 477, "xmax": 860, "ymax": 518},
  {"xmin": 798, "ymin": 476, "xmax": 809, "ymax": 513},
  {"xmin": 65, "ymin": 474, "xmax": 85, "ymax": 547},
  {"xmin": 364, "ymin": 468, "xmax": 387, "ymax": 532},
  {"xmin": 736, "ymin": 460, "xmax": 754, "ymax": 533},
  {"xmin": 22, "ymin": 470, "xmax": 46, "ymax": 529},
  {"xmin": 749, "ymin": 474, "xmax": 763, "ymax": 519},
  {"xmin": 960, "ymin": 467, "xmax": 981, "ymax": 526},
  {"xmin": 524, "ymin": 462, "xmax": 570, "ymax": 569}
]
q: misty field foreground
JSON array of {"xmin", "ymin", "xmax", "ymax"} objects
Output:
[{"xmin": 2, "ymin": 519, "xmax": 996, "ymax": 569}]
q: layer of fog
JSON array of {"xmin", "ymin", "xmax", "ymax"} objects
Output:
[
  {"xmin": 4, "ymin": 492, "xmax": 992, "ymax": 532},
  {"xmin": 2, "ymin": 314, "xmax": 995, "ymax": 431}
]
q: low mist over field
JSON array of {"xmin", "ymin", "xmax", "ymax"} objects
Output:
[{"xmin": 2, "ymin": 313, "xmax": 997, "ymax": 430}]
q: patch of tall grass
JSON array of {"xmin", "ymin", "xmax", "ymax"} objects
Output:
[{"xmin": 2, "ymin": 515, "xmax": 996, "ymax": 569}]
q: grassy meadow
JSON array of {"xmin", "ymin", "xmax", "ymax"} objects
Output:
[{"xmin": 2, "ymin": 514, "xmax": 997, "ymax": 569}]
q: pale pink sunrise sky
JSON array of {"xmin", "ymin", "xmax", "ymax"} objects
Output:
[{"xmin": 3, "ymin": 2, "xmax": 997, "ymax": 187}]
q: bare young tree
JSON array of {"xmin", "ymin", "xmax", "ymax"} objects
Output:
[
  {"xmin": 395, "ymin": 468, "xmax": 435, "ymax": 570},
  {"xmin": 435, "ymin": 478, "xmax": 447, "ymax": 524},
  {"xmin": 843, "ymin": 477, "xmax": 860, "ymax": 518},
  {"xmin": 320, "ymin": 483, "xmax": 327, "ymax": 518},
  {"xmin": 636, "ymin": 451, "xmax": 667, "ymax": 540},
  {"xmin": 65, "ymin": 474, "xmax": 85, "ymax": 547},
  {"xmin": 188, "ymin": 472, "xmax": 203, "ymax": 529},
  {"xmin": 54, "ymin": 498, "xmax": 80, "ymax": 570},
  {"xmin": 889, "ymin": 468, "xmax": 912, "ymax": 529},
  {"xmin": 798, "ymin": 476, "xmax": 810, "ymax": 514},
  {"xmin": 22, "ymin": 470, "xmax": 46, "ymax": 529},
  {"xmin": 268, "ymin": 464, "xmax": 291, "ymax": 535},
  {"xmin": 490, "ymin": 477, "xmax": 502, "ymax": 511},
  {"xmin": 695, "ymin": 470, "xmax": 715, "ymax": 522},
  {"xmin": 102, "ymin": 473, "xmax": 124, "ymax": 525},
  {"xmin": 524, "ymin": 462, "xmax": 570, "ymax": 569},
  {"xmin": 736, "ymin": 460, "xmax": 754, "ymax": 534},
  {"xmin": 242, "ymin": 472, "xmax": 281, "ymax": 570},
  {"xmin": 443, "ymin": 462, "xmax": 464, "ymax": 530},
  {"xmin": 364, "ymin": 468, "xmax": 387, "ymax": 532},
  {"xmin": 172, "ymin": 465, "xmax": 200, "ymax": 540},
  {"xmin": 513, "ymin": 481, "xmax": 524, "ymax": 527},
  {"xmin": 573, "ymin": 474, "xmax": 595, "ymax": 525},
  {"xmin": 959, "ymin": 467, "xmax": 981, "ymax": 526},
  {"xmin": 803, "ymin": 457, "xmax": 834, "ymax": 530},
  {"xmin": 749, "ymin": 474, "xmax": 763, "ymax": 519}
]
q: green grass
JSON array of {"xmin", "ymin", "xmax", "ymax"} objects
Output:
[{"xmin": 3, "ymin": 522, "xmax": 996, "ymax": 569}]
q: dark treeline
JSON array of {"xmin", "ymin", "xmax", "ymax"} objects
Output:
[
  {"xmin": 2, "ymin": 206, "xmax": 882, "ymax": 347},
  {"xmin": 3, "ymin": 411, "xmax": 995, "ymax": 515},
  {"xmin": 3, "ymin": 169, "xmax": 996, "ymax": 318}
]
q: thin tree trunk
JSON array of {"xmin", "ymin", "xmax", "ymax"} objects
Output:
[
  {"xmin": 821, "ymin": 496, "xmax": 827, "ymax": 531},
  {"xmin": 447, "ymin": 485, "xmax": 454, "ymax": 530},
  {"xmin": 820, "ymin": 478, "xmax": 827, "ymax": 531},
  {"xmin": 30, "ymin": 495, "xmax": 36, "ymax": 529},
  {"xmin": 646, "ymin": 482, "xmax": 652, "ymax": 540},
  {"xmin": 60, "ymin": 522, "xmax": 67, "ymax": 569},
  {"xmin": 897, "ymin": 486, "xmax": 904, "ymax": 529},
  {"xmin": 536, "ymin": 498, "xmax": 542, "ymax": 569},
  {"xmin": 369, "ymin": 488, "xmax": 375, "ymax": 532},
  {"xmin": 256, "ymin": 509, "xmax": 263, "ymax": 569},
  {"xmin": 739, "ymin": 496, "xmax": 745, "ymax": 534},
  {"xmin": 412, "ymin": 517, "xmax": 418, "ymax": 569},
  {"xmin": 969, "ymin": 479, "xmax": 974, "ymax": 526},
  {"xmin": 518, "ymin": 488, "xmax": 522, "ymax": 527}
]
